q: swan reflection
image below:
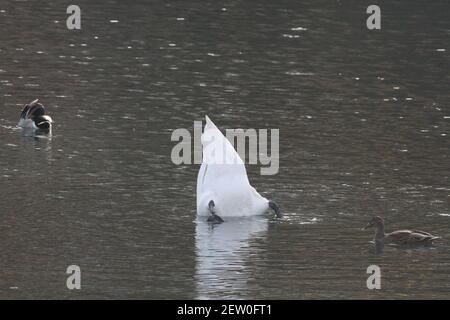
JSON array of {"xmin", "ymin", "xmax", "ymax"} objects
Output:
[{"xmin": 195, "ymin": 216, "xmax": 268, "ymax": 299}]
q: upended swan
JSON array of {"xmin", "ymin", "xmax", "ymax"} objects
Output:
[
  {"xmin": 18, "ymin": 99, "xmax": 53, "ymax": 133},
  {"xmin": 196, "ymin": 116, "xmax": 281, "ymax": 223}
]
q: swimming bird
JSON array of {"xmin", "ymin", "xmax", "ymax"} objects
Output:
[
  {"xmin": 206, "ymin": 200, "xmax": 225, "ymax": 224},
  {"xmin": 18, "ymin": 99, "xmax": 53, "ymax": 133},
  {"xmin": 364, "ymin": 216, "xmax": 440, "ymax": 246},
  {"xmin": 196, "ymin": 116, "xmax": 281, "ymax": 223}
]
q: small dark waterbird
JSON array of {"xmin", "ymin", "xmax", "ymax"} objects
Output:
[
  {"xmin": 363, "ymin": 216, "xmax": 440, "ymax": 246},
  {"xmin": 206, "ymin": 200, "xmax": 224, "ymax": 224},
  {"xmin": 18, "ymin": 99, "xmax": 53, "ymax": 133}
]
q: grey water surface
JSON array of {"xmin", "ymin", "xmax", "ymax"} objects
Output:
[{"xmin": 0, "ymin": 0, "xmax": 449, "ymax": 299}]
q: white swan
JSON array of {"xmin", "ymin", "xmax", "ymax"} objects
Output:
[{"xmin": 196, "ymin": 116, "xmax": 281, "ymax": 222}]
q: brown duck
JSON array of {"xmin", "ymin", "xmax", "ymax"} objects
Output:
[{"xmin": 364, "ymin": 216, "xmax": 440, "ymax": 246}]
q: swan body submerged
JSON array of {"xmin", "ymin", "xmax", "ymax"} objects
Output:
[{"xmin": 196, "ymin": 116, "xmax": 280, "ymax": 222}]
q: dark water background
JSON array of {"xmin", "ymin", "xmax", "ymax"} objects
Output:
[{"xmin": 0, "ymin": 0, "xmax": 449, "ymax": 299}]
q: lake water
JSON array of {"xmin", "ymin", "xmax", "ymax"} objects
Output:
[{"xmin": 0, "ymin": 0, "xmax": 449, "ymax": 299}]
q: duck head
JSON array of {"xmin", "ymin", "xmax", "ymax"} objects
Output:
[
  {"xmin": 363, "ymin": 216, "xmax": 384, "ymax": 230},
  {"xmin": 34, "ymin": 115, "xmax": 53, "ymax": 131}
]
